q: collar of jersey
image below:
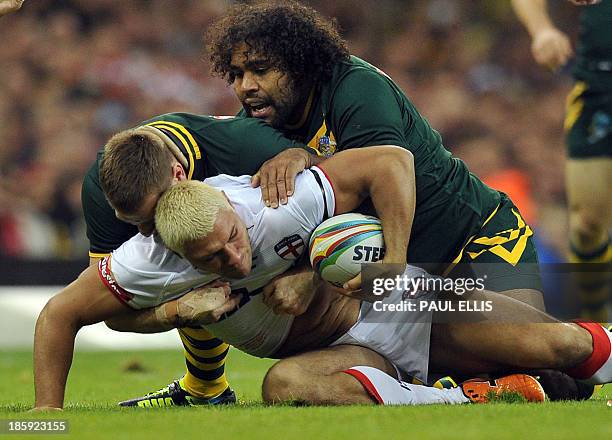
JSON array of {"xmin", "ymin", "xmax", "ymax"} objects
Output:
[{"xmin": 283, "ymin": 86, "xmax": 316, "ymax": 131}]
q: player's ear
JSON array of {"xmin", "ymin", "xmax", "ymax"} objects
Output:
[
  {"xmin": 172, "ymin": 162, "xmax": 187, "ymax": 182},
  {"xmin": 220, "ymin": 191, "xmax": 240, "ymax": 213},
  {"xmin": 221, "ymin": 190, "xmax": 233, "ymax": 207}
]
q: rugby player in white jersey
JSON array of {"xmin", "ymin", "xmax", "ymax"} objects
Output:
[{"xmin": 33, "ymin": 146, "xmax": 612, "ymax": 409}]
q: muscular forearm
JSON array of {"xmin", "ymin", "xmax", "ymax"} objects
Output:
[
  {"xmin": 33, "ymin": 265, "xmax": 135, "ymax": 409},
  {"xmin": 368, "ymin": 149, "xmax": 415, "ymax": 263},
  {"xmin": 105, "ymin": 301, "xmax": 180, "ymax": 333},
  {"xmin": 322, "ymin": 146, "xmax": 415, "ymax": 263},
  {"xmin": 107, "ymin": 283, "xmax": 238, "ymax": 332},
  {"xmin": 511, "ymin": 0, "xmax": 556, "ymax": 37},
  {"xmin": 33, "ymin": 302, "xmax": 80, "ymax": 409}
]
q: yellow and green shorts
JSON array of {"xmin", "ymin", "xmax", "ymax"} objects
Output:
[
  {"xmin": 446, "ymin": 194, "xmax": 542, "ymax": 293},
  {"xmin": 565, "ymin": 81, "xmax": 612, "ymax": 159}
]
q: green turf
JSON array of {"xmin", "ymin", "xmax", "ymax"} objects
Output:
[{"xmin": 1, "ymin": 349, "xmax": 610, "ymax": 439}]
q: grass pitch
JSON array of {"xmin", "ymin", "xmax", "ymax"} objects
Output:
[{"xmin": 1, "ymin": 349, "xmax": 610, "ymax": 440}]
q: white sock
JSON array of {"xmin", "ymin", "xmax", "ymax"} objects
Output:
[
  {"xmin": 591, "ymin": 330, "xmax": 612, "ymax": 385},
  {"xmin": 344, "ymin": 366, "xmax": 469, "ymax": 405},
  {"xmin": 585, "ymin": 325, "xmax": 612, "ymax": 385}
]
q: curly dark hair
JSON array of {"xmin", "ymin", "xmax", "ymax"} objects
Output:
[{"xmin": 206, "ymin": 1, "xmax": 349, "ymax": 84}]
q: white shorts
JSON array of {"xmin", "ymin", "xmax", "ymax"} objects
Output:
[{"xmin": 330, "ymin": 266, "xmax": 436, "ymax": 384}]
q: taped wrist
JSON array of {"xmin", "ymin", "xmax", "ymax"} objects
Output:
[
  {"xmin": 174, "ymin": 288, "xmax": 228, "ymax": 326},
  {"xmin": 154, "ymin": 300, "xmax": 182, "ymax": 329}
]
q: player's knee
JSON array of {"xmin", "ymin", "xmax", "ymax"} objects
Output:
[
  {"xmin": 36, "ymin": 292, "xmax": 80, "ymax": 331},
  {"xmin": 37, "ymin": 297, "xmax": 58, "ymax": 323},
  {"xmin": 541, "ymin": 324, "xmax": 592, "ymax": 369},
  {"xmin": 262, "ymin": 359, "xmax": 309, "ymax": 404},
  {"xmin": 569, "ymin": 209, "xmax": 607, "ymax": 248}
]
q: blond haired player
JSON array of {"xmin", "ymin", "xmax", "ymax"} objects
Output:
[
  {"xmin": 34, "ymin": 144, "xmax": 612, "ymax": 409},
  {"xmin": 83, "ymin": 113, "xmax": 313, "ymax": 406}
]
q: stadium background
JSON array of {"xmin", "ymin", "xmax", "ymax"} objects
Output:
[
  {"xmin": 0, "ymin": 0, "xmax": 576, "ymax": 267},
  {"xmin": 0, "ymin": 1, "xmax": 580, "ymax": 332},
  {"xmin": 1, "ymin": 3, "xmax": 611, "ymax": 437}
]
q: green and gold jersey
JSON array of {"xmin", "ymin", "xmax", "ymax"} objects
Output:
[
  {"xmin": 82, "ymin": 113, "xmax": 304, "ymax": 257},
  {"xmin": 574, "ymin": 0, "xmax": 612, "ymax": 91},
  {"xmin": 241, "ymin": 56, "xmax": 502, "ymax": 269}
]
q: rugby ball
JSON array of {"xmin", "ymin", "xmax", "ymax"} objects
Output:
[{"xmin": 309, "ymin": 213, "xmax": 385, "ymax": 286}]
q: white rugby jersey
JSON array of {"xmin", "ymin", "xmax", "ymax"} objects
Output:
[{"xmin": 98, "ymin": 167, "xmax": 335, "ymax": 358}]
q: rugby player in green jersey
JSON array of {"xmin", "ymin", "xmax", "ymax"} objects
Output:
[
  {"xmin": 206, "ymin": 1, "xmax": 543, "ymax": 305},
  {"xmin": 38, "ymin": 141, "xmax": 577, "ymax": 410},
  {"xmin": 119, "ymin": 1, "xmax": 593, "ymax": 403},
  {"xmin": 82, "ymin": 113, "xmax": 314, "ymax": 406},
  {"xmin": 512, "ymin": 0, "xmax": 611, "ymax": 322}
]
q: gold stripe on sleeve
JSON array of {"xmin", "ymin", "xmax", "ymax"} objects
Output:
[{"xmin": 146, "ymin": 122, "xmax": 198, "ymax": 179}]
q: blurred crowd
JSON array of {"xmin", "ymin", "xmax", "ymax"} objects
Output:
[{"xmin": 0, "ymin": 0, "xmax": 579, "ymax": 260}]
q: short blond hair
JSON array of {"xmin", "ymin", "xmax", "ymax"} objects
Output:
[
  {"xmin": 100, "ymin": 128, "xmax": 174, "ymax": 212},
  {"xmin": 155, "ymin": 180, "xmax": 231, "ymax": 255}
]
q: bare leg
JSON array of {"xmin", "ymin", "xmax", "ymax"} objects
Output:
[
  {"xmin": 566, "ymin": 158, "xmax": 612, "ymax": 254},
  {"xmin": 501, "ymin": 288, "xmax": 545, "ymax": 311},
  {"xmin": 566, "ymin": 158, "xmax": 612, "ymax": 321},
  {"xmin": 263, "ymin": 341, "xmax": 547, "ymax": 405},
  {"xmin": 429, "ymin": 290, "xmax": 593, "ymax": 375},
  {"xmin": 262, "ymin": 344, "xmax": 397, "ymax": 405}
]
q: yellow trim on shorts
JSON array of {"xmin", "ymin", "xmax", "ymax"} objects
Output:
[
  {"xmin": 564, "ymin": 81, "xmax": 587, "ymax": 132},
  {"xmin": 89, "ymin": 251, "xmax": 111, "ymax": 258},
  {"xmin": 466, "ymin": 209, "xmax": 533, "ymax": 266},
  {"xmin": 444, "ymin": 203, "xmax": 533, "ymax": 273},
  {"xmin": 443, "ymin": 204, "xmax": 502, "ymax": 276}
]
